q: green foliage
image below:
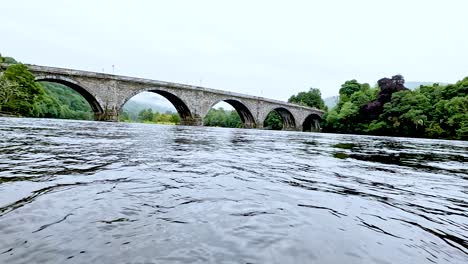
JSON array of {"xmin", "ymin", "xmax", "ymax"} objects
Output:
[
  {"xmin": 0, "ymin": 64, "xmax": 45, "ymax": 116},
  {"xmin": 0, "ymin": 77, "xmax": 20, "ymax": 110},
  {"xmin": 0, "ymin": 53, "xmax": 17, "ymax": 64},
  {"xmin": 323, "ymin": 77, "xmax": 468, "ymax": 140},
  {"xmin": 0, "ymin": 55, "xmax": 94, "ymax": 120},
  {"xmin": 264, "ymin": 111, "xmax": 283, "ymax": 130},
  {"xmin": 430, "ymin": 96, "xmax": 468, "ymax": 138},
  {"xmin": 34, "ymin": 82, "xmax": 93, "ymax": 120},
  {"xmin": 366, "ymin": 120, "xmax": 391, "ymax": 135},
  {"xmin": 3, "ymin": 57, "xmax": 17, "ymax": 64},
  {"xmin": 349, "ymin": 88, "xmax": 377, "ymax": 108},
  {"xmin": 439, "ymin": 77, "xmax": 468, "ymax": 100},
  {"xmin": 169, "ymin": 113, "xmax": 181, "ymax": 124},
  {"xmin": 339, "ymin": 80, "xmax": 362, "ymax": 97},
  {"xmin": 203, "ymin": 108, "xmax": 243, "ymax": 128},
  {"xmin": 456, "ymin": 121, "xmax": 468, "ymax": 140},
  {"xmin": 121, "ymin": 108, "xmax": 181, "ymax": 125},
  {"xmin": 153, "ymin": 111, "xmax": 180, "ymax": 124},
  {"xmin": 138, "ymin": 108, "xmax": 154, "ymax": 122},
  {"xmin": 372, "ymin": 90, "xmax": 431, "ymax": 137},
  {"xmin": 288, "ymin": 88, "xmax": 327, "ymax": 110},
  {"xmin": 323, "ymin": 79, "xmax": 376, "ymax": 134},
  {"xmin": 335, "ymin": 80, "xmax": 374, "ymax": 111},
  {"xmin": 2, "ymin": 53, "xmax": 465, "ymax": 140}
]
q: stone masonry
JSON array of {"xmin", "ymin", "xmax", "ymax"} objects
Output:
[{"xmin": 0, "ymin": 64, "xmax": 324, "ymax": 131}]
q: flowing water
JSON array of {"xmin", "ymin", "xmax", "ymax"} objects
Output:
[{"xmin": 0, "ymin": 117, "xmax": 467, "ymax": 264}]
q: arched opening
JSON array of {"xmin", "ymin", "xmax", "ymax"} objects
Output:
[
  {"xmin": 119, "ymin": 91, "xmax": 193, "ymax": 125},
  {"xmin": 302, "ymin": 114, "xmax": 321, "ymax": 132},
  {"xmin": 34, "ymin": 78, "xmax": 102, "ymax": 120},
  {"xmin": 263, "ymin": 107, "xmax": 296, "ymax": 130},
  {"xmin": 203, "ymin": 99, "xmax": 256, "ymax": 128}
]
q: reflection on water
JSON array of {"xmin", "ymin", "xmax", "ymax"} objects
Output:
[{"xmin": 0, "ymin": 117, "xmax": 467, "ymax": 264}]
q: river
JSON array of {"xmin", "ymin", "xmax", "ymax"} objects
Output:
[{"xmin": 0, "ymin": 117, "xmax": 466, "ymax": 263}]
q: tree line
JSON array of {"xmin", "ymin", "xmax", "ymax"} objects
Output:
[
  {"xmin": 1, "ymin": 53, "xmax": 466, "ymax": 139},
  {"xmin": 176, "ymin": 78, "xmax": 467, "ymax": 139},
  {"xmin": 120, "ymin": 108, "xmax": 181, "ymax": 124},
  {"xmin": 203, "ymin": 108, "xmax": 243, "ymax": 128},
  {"xmin": 284, "ymin": 76, "xmax": 467, "ymax": 140},
  {"xmin": 321, "ymin": 76, "xmax": 467, "ymax": 140}
]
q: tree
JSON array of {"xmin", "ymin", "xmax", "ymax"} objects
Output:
[
  {"xmin": 339, "ymin": 80, "xmax": 363, "ymax": 98},
  {"xmin": 334, "ymin": 80, "xmax": 372, "ymax": 112},
  {"xmin": 350, "ymin": 89, "xmax": 375, "ymax": 108},
  {"xmin": 361, "ymin": 75, "xmax": 408, "ymax": 120},
  {"xmin": 170, "ymin": 113, "xmax": 181, "ymax": 124},
  {"xmin": 288, "ymin": 88, "xmax": 327, "ymax": 110},
  {"xmin": 321, "ymin": 75, "xmax": 468, "ymax": 139},
  {"xmin": 36, "ymin": 82, "xmax": 93, "ymax": 120},
  {"xmin": 0, "ymin": 64, "xmax": 45, "ymax": 116},
  {"xmin": 456, "ymin": 121, "xmax": 468, "ymax": 140},
  {"xmin": 119, "ymin": 110, "xmax": 131, "ymax": 122},
  {"xmin": 0, "ymin": 53, "xmax": 17, "ymax": 64},
  {"xmin": 203, "ymin": 108, "xmax": 242, "ymax": 128},
  {"xmin": 322, "ymin": 80, "xmax": 375, "ymax": 133},
  {"xmin": 138, "ymin": 108, "xmax": 154, "ymax": 121},
  {"xmin": 1, "ymin": 55, "xmax": 94, "ymax": 120},
  {"xmin": 375, "ymin": 90, "xmax": 431, "ymax": 137},
  {"xmin": 0, "ymin": 77, "xmax": 19, "ymax": 110},
  {"xmin": 431, "ymin": 96, "xmax": 468, "ymax": 138},
  {"xmin": 264, "ymin": 111, "xmax": 283, "ymax": 130}
]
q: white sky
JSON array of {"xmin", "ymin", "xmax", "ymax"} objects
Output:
[{"xmin": 1, "ymin": 0, "xmax": 467, "ymax": 100}]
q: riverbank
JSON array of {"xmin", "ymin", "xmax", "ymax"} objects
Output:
[{"xmin": 0, "ymin": 111, "xmax": 18, "ymax": 117}]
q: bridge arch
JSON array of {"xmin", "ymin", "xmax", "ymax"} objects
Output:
[
  {"xmin": 302, "ymin": 113, "xmax": 321, "ymax": 132},
  {"xmin": 264, "ymin": 107, "xmax": 296, "ymax": 130},
  {"xmin": 120, "ymin": 89, "xmax": 197, "ymax": 125},
  {"xmin": 34, "ymin": 75, "xmax": 104, "ymax": 117},
  {"xmin": 204, "ymin": 99, "xmax": 256, "ymax": 128}
]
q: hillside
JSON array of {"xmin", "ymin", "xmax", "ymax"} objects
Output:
[
  {"xmin": 324, "ymin": 96, "xmax": 338, "ymax": 109},
  {"xmin": 124, "ymin": 92, "xmax": 176, "ymax": 113}
]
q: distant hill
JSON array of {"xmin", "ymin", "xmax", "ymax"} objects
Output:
[
  {"xmin": 123, "ymin": 100, "xmax": 175, "ymax": 114},
  {"xmin": 324, "ymin": 96, "xmax": 339, "ymax": 109},
  {"xmin": 122, "ymin": 92, "xmax": 176, "ymax": 116}
]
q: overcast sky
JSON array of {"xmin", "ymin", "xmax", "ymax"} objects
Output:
[{"xmin": 1, "ymin": 0, "xmax": 467, "ymax": 100}]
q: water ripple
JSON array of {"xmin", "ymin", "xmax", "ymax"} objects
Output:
[{"xmin": 0, "ymin": 117, "xmax": 467, "ymax": 264}]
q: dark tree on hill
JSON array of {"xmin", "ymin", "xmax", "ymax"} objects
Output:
[{"xmin": 361, "ymin": 75, "xmax": 408, "ymax": 120}]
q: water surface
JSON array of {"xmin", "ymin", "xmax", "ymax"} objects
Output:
[{"xmin": 0, "ymin": 117, "xmax": 467, "ymax": 263}]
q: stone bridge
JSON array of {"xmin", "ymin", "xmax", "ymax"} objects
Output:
[{"xmin": 1, "ymin": 64, "xmax": 324, "ymax": 131}]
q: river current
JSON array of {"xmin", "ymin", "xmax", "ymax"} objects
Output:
[{"xmin": 0, "ymin": 117, "xmax": 466, "ymax": 263}]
